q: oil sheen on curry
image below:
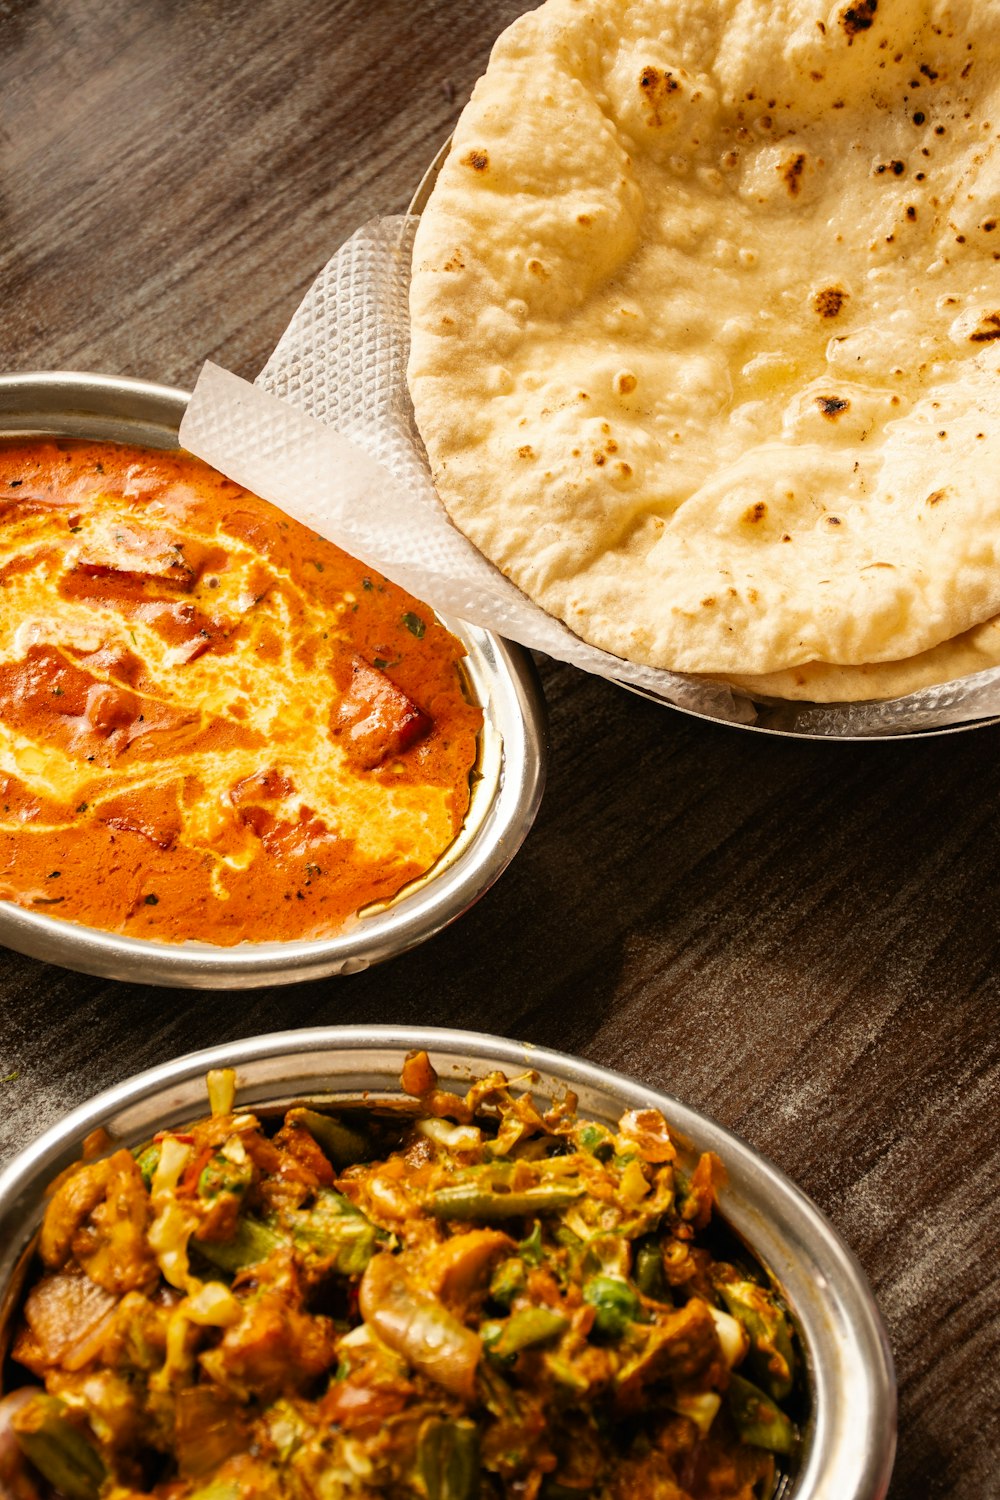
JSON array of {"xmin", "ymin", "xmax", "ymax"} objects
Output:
[{"xmin": 0, "ymin": 440, "xmax": 481, "ymax": 944}]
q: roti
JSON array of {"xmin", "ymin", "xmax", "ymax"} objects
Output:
[
  {"xmin": 409, "ymin": 0, "xmax": 1000, "ymax": 688},
  {"xmin": 718, "ymin": 612, "xmax": 1000, "ymax": 701}
]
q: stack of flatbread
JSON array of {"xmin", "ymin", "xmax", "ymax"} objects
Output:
[{"xmin": 408, "ymin": 0, "xmax": 1000, "ymax": 702}]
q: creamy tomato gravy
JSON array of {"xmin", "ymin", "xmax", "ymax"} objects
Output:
[{"xmin": 0, "ymin": 440, "xmax": 481, "ymax": 944}]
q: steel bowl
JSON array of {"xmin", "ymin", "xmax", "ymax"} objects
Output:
[
  {"xmin": 0, "ymin": 1025, "xmax": 895, "ymax": 1500},
  {"xmin": 0, "ymin": 374, "xmax": 547, "ymax": 987}
]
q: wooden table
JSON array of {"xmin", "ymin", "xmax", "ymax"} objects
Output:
[{"xmin": 0, "ymin": 3, "xmax": 995, "ymax": 1495}]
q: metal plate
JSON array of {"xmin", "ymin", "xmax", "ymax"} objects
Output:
[
  {"xmin": 0, "ymin": 373, "xmax": 547, "ymax": 987},
  {"xmin": 0, "ymin": 1025, "xmax": 896, "ymax": 1500},
  {"xmin": 409, "ymin": 145, "xmax": 1000, "ymax": 743}
]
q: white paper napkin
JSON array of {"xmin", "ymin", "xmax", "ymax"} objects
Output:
[{"xmin": 179, "ymin": 215, "xmax": 1000, "ymax": 738}]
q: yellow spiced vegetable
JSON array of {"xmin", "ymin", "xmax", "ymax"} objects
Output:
[{"xmin": 2, "ymin": 1056, "xmax": 801, "ymax": 1499}]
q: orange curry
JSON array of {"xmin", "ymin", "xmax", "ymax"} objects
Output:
[{"xmin": 0, "ymin": 440, "xmax": 481, "ymax": 943}]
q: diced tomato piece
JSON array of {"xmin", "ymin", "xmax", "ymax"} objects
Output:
[{"xmin": 332, "ymin": 656, "xmax": 432, "ymax": 770}]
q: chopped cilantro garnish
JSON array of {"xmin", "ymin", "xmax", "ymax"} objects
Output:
[{"xmin": 402, "ymin": 612, "xmax": 426, "ymax": 639}]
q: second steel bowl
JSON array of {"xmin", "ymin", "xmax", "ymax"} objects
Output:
[
  {"xmin": 0, "ymin": 1026, "xmax": 896, "ymax": 1500},
  {"xmin": 0, "ymin": 373, "xmax": 547, "ymax": 988}
]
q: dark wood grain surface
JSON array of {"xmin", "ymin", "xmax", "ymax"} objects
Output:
[{"xmin": 0, "ymin": 2, "xmax": 997, "ymax": 1496}]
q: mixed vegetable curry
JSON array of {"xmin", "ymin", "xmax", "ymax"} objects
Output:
[{"xmin": 0, "ymin": 1056, "xmax": 801, "ymax": 1499}]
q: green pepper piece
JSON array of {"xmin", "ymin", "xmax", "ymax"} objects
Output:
[
  {"xmin": 425, "ymin": 1183, "xmax": 585, "ymax": 1221},
  {"xmin": 13, "ymin": 1395, "xmax": 105, "ymax": 1500},
  {"xmin": 198, "ymin": 1152, "xmax": 252, "ymax": 1200},
  {"xmin": 134, "ymin": 1142, "xmax": 160, "ymax": 1189},
  {"xmin": 583, "ymin": 1275, "xmax": 641, "ymax": 1338},
  {"xmin": 634, "ymin": 1240, "xmax": 668, "ymax": 1301},
  {"xmin": 194, "ymin": 1213, "xmax": 286, "ymax": 1272},
  {"xmin": 727, "ymin": 1372, "xmax": 797, "ymax": 1455},
  {"xmin": 480, "ymin": 1318, "xmax": 504, "ymax": 1347},
  {"xmin": 573, "ymin": 1121, "xmax": 615, "ymax": 1161},
  {"xmin": 287, "ymin": 1107, "xmax": 371, "ymax": 1167},
  {"xmin": 488, "ymin": 1306, "xmax": 569, "ymax": 1360},
  {"xmin": 554, "ymin": 1225, "xmax": 583, "ymax": 1250},
  {"xmin": 717, "ymin": 1277, "xmax": 796, "ymax": 1402},
  {"xmin": 489, "ymin": 1256, "xmax": 527, "ymax": 1307},
  {"xmin": 286, "ymin": 1188, "xmax": 381, "ymax": 1276},
  {"xmin": 417, "ymin": 1417, "xmax": 480, "ymax": 1500}
]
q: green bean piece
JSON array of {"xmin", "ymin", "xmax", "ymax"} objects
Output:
[
  {"xmin": 287, "ymin": 1107, "xmax": 371, "ymax": 1167},
  {"xmin": 193, "ymin": 1214, "xmax": 286, "ymax": 1273},
  {"xmin": 286, "ymin": 1189, "xmax": 381, "ymax": 1276},
  {"xmin": 416, "ymin": 1418, "xmax": 480, "ymax": 1500},
  {"xmin": 517, "ymin": 1221, "xmax": 544, "ymax": 1266},
  {"xmin": 634, "ymin": 1240, "xmax": 668, "ymax": 1301},
  {"xmin": 134, "ymin": 1142, "xmax": 160, "ymax": 1190},
  {"xmin": 425, "ymin": 1182, "xmax": 585, "ymax": 1221},
  {"xmin": 13, "ymin": 1395, "xmax": 105, "ymax": 1500},
  {"xmin": 487, "ymin": 1306, "xmax": 569, "ymax": 1360},
  {"xmin": 727, "ymin": 1373, "xmax": 797, "ymax": 1455},
  {"xmin": 489, "ymin": 1255, "xmax": 527, "ymax": 1307},
  {"xmin": 583, "ymin": 1275, "xmax": 641, "ymax": 1338},
  {"xmin": 717, "ymin": 1277, "xmax": 796, "ymax": 1402}
]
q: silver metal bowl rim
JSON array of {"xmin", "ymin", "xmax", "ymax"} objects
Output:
[
  {"xmin": 0, "ymin": 373, "xmax": 547, "ymax": 986},
  {"xmin": 409, "ymin": 143, "xmax": 1000, "ymax": 743},
  {"xmin": 0, "ymin": 1025, "xmax": 896, "ymax": 1500}
]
